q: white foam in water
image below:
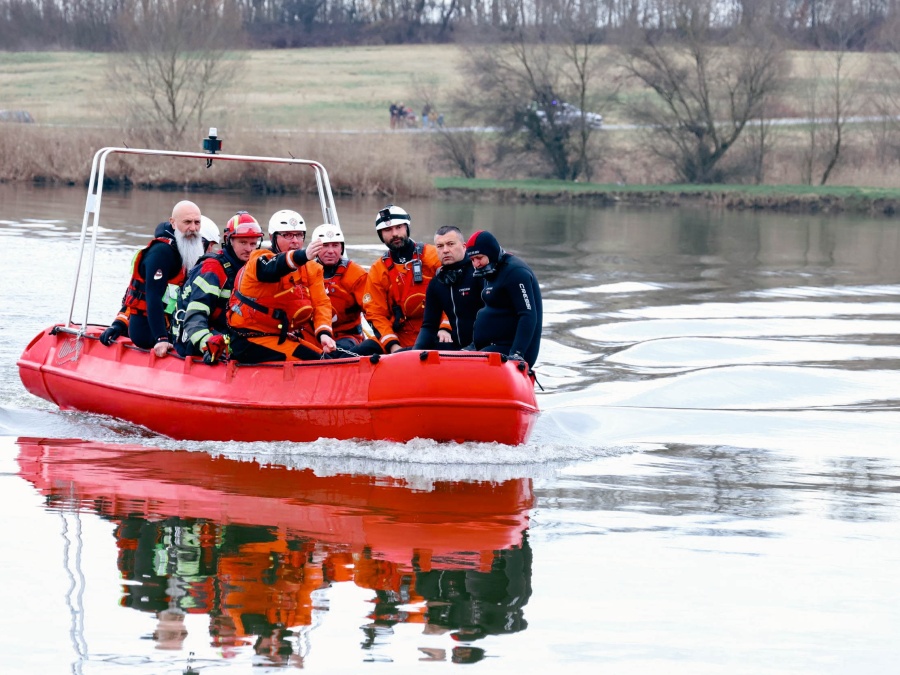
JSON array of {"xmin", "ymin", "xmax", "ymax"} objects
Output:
[
  {"xmin": 0, "ymin": 405, "xmax": 108, "ymax": 439},
  {"xmin": 0, "ymin": 402, "xmax": 632, "ymax": 484}
]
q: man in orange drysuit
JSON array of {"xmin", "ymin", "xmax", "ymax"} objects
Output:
[
  {"xmin": 226, "ymin": 210, "xmax": 335, "ymax": 363},
  {"xmin": 308, "ymin": 223, "xmax": 382, "ymax": 357},
  {"xmin": 363, "ymin": 204, "xmax": 448, "ymax": 353}
]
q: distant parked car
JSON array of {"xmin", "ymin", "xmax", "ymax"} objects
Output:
[
  {"xmin": 0, "ymin": 109, "xmax": 35, "ymax": 123},
  {"xmin": 533, "ymin": 102, "xmax": 603, "ymax": 130}
]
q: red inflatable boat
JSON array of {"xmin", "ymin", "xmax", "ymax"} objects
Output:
[
  {"xmin": 18, "ymin": 325, "xmax": 539, "ymax": 443},
  {"xmin": 16, "ymin": 143, "xmax": 539, "ymax": 444}
]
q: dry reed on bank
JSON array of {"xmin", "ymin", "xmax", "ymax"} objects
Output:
[
  {"xmin": 0, "ymin": 125, "xmax": 435, "ymax": 197},
  {"xmin": 5, "ymin": 121, "xmax": 900, "ymax": 197}
]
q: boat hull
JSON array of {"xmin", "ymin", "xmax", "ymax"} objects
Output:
[{"xmin": 18, "ymin": 325, "xmax": 540, "ymax": 444}]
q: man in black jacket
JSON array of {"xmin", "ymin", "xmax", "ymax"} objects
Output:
[
  {"xmin": 466, "ymin": 230, "xmax": 542, "ymax": 368},
  {"xmin": 413, "ymin": 226, "xmax": 483, "ymax": 351},
  {"xmin": 99, "ymin": 200, "xmax": 203, "ymax": 357}
]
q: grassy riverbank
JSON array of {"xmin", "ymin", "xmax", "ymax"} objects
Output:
[
  {"xmin": 435, "ymin": 178, "xmax": 900, "ymax": 216},
  {"xmin": 3, "ymin": 47, "xmax": 900, "ymax": 214}
]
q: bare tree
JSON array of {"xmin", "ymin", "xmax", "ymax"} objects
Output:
[
  {"xmin": 432, "ymin": 128, "xmax": 479, "ymax": 178},
  {"xmin": 868, "ymin": 20, "xmax": 900, "ymax": 166},
  {"xmin": 109, "ymin": 0, "xmax": 245, "ymax": 143},
  {"xmin": 409, "ymin": 74, "xmax": 478, "ymax": 177},
  {"xmin": 745, "ymin": 103, "xmax": 776, "ymax": 184},
  {"xmin": 800, "ymin": 31, "xmax": 862, "ymax": 185},
  {"xmin": 458, "ymin": 25, "xmax": 614, "ymax": 181},
  {"xmin": 622, "ymin": 13, "xmax": 785, "ymax": 184}
]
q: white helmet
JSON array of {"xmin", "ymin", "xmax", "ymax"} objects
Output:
[
  {"xmin": 311, "ymin": 224, "xmax": 345, "ymax": 244},
  {"xmin": 199, "ymin": 215, "xmax": 219, "ymax": 247},
  {"xmin": 311, "ymin": 223, "xmax": 345, "ymax": 255},
  {"xmin": 267, "ymin": 209, "xmax": 306, "ymax": 236},
  {"xmin": 375, "ymin": 204, "xmax": 410, "ymax": 233}
]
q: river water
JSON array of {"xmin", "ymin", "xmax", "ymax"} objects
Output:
[{"xmin": 1, "ymin": 182, "xmax": 899, "ymax": 674}]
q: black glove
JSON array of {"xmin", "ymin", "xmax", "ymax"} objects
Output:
[
  {"xmin": 99, "ymin": 320, "xmax": 127, "ymax": 346},
  {"xmin": 508, "ymin": 352, "xmax": 525, "ymax": 362}
]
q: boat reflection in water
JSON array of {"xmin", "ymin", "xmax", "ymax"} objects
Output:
[{"xmin": 16, "ymin": 438, "xmax": 533, "ymax": 667}]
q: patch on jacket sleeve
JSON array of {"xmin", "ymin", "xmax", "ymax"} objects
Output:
[{"xmin": 153, "ymin": 269, "xmax": 164, "ymax": 280}]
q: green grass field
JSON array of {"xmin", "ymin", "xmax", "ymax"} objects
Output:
[
  {"xmin": 5, "ymin": 45, "xmax": 893, "ymax": 131},
  {"xmin": 0, "ymin": 46, "xmax": 467, "ymax": 130}
]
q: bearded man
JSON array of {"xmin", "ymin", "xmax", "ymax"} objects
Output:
[
  {"xmin": 363, "ymin": 204, "xmax": 447, "ymax": 353},
  {"xmin": 99, "ymin": 200, "xmax": 203, "ymax": 357}
]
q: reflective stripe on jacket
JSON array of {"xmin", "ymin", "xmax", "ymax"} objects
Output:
[{"xmin": 173, "ymin": 250, "xmax": 241, "ymax": 352}]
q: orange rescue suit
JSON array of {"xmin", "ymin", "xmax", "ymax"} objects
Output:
[
  {"xmin": 363, "ymin": 242, "xmax": 447, "ymax": 350},
  {"xmin": 228, "ymin": 248, "xmax": 333, "ymax": 358},
  {"xmin": 323, "ymin": 259, "xmax": 369, "ymax": 342}
]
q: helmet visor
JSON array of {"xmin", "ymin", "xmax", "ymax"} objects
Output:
[{"xmin": 231, "ymin": 223, "xmax": 263, "ymax": 238}]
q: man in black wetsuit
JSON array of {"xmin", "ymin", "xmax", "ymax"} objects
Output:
[
  {"xmin": 465, "ymin": 230, "xmax": 542, "ymax": 368},
  {"xmin": 413, "ymin": 225, "xmax": 483, "ymax": 351}
]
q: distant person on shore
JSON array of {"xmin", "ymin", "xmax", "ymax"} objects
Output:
[
  {"xmin": 227, "ymin": 210, "xmax": 335, "ymax": 363},
  {"xmin": 422, "ymin": 103, "xmax": 432, "ymax": 129},
  {"xmin": 172, "ymin": 212, "xmax": 264, "ymax": 363},
  {"xmin": 389, "ymin": 102, "xmax": 399, "ymax": 129},
  {"xmin": 98, "ymin": 200, "xmax": 203, "ymax": 357},
  {"xmin": 466, "ymin": 230, "xmax": 542, "ymax": 368},
  {"xmin": 414, "ymin": 226, "xmax": 483, "ymax": 351},
  {"xmin": 309, "ymin": 224, "xmax": 381, "ymax": 356},
  {"xmin": 364, "ymin": 204, "xmax": 447, "ymax": 353}
]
